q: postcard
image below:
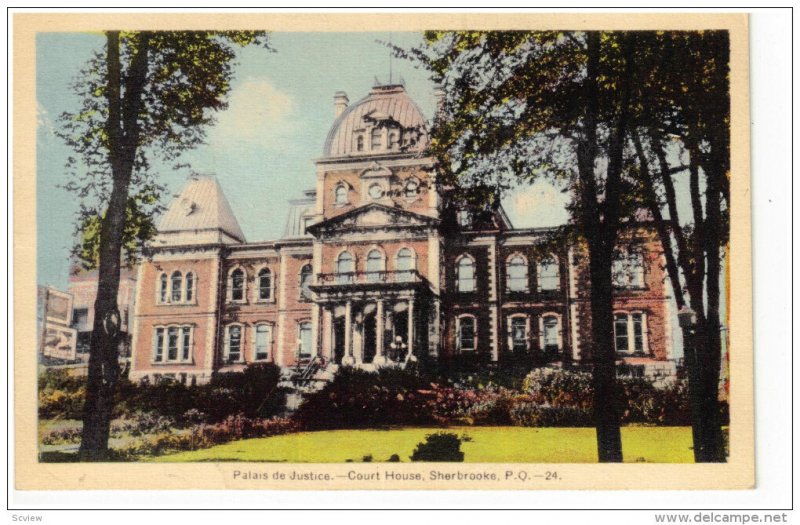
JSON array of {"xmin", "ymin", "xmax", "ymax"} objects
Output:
[{"xmin": 14, "ymin": 11, "xmax": 753, "ymax": 491}]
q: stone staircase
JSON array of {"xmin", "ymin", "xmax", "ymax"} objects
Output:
[{"xmin": 280, "ymin": 358, "xmax": 338, "ymax": 412}]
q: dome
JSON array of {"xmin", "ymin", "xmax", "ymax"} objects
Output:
[{"xmin": 323, "ymin": 84, "xmax": 428, "ymax": 158}]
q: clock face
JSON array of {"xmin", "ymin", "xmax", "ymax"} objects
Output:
[{"xmin": 368, "ymin": 184, "xmax": 384, "ymax": 200}]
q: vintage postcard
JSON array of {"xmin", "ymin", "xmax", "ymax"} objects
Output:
[{"xmin": 14, "ymin": 12, "xmax": 753, "ymax": 492}]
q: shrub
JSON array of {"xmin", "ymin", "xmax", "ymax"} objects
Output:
[
  {"xmin": 410, "ymin": 432, "xmax": 465, "ymax": 462},
  {"xmin": 509, "ymin": 403, "xmax": 593, "ymax": 427},
  {"xmin": 38, "ymin": 387, "xmax": 85, "ymax": 419},
  {"xmin": 294, "ymin": 366, "xmax": 435, "ymax": 430}
]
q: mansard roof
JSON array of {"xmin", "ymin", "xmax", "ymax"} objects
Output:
[
  {"xmin": 306, "ymin": 202, "xmax": 439, "ymax": 236},
  {"xmin": 156, "ymin": 174, "xmax": 245, "ymax": 244},
  {"xmin": 323, "ymin": 84, "xmax": 428, "ymax": 158}
]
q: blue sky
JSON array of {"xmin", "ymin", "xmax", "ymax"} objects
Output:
[{"xmin": 35, "ymin": 31, "xmax": 569, "ymax": 289}]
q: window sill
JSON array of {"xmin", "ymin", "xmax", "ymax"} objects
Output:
[
  {"xmin": 151, "ymin": 360, "xmax": 195, "ymax": 366},
  {"xmin": 254, "ymin": 299, "xmax": 276, "ymax": 305},
  {"xmin": 156, "ymin": 301, "xmax": 199, "ymax": 306}
]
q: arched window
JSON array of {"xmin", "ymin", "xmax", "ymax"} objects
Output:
[
  {"xmin": 335, "ymin": 252, "xmax": 355, "ymax": 284},
  {"xmin": 366, "ymin": 249, "xmax": 384, "ymax": 282},
  {"xmin": 300, "ymin": 264, "xmax": 313, "ymax": 299},
  {"xmin": 404, "ymin": 178, "xmax": 419, "ymax": 199},
  {"xmin": 158, "ymin": 273, "xmax": 168, "ymax": 303},
  {"xmin": 224, "ymin": 324, "xmax": 243, "ymax": 363},
  {"xmin": 388, "ymin": 131, "xmax": 400, "ymax": 150},
  {"xmin": 258, "ymin": 268, "xmax": 272, "ymax": 301},
  {"xmin": 356, "ymin": 135, "xmax": 365, "ymax": 152},
  {"xmin": 541, "ymin": 315, "xmax": 560, "ymax": 353},
  {"xmin": 298, "ymin": 321, "xmax": 312, "ymax": 358},
  {"xmin": 508, "ymin": 315, "xmax": 529, "ymax": 352},
  {"xmin": 253, "ymin": 324, "xmax": 272, "ymax": 361},
  {"xmin": 370, "ymin": 128, "xmax": 382, "ymax": 150},
  {"xmin": 334, "ymin": 184, "xmax": 348, "ymax": 206},
  {"xmin": 230, "ymin": 268, "xmax": 245, "ymax": 302},
  {"xmin": 185, "ymin": 272, "xmax": 194, "ymax": 302},
  {"xmin": 537, "ymin": 257, "xmax": 560, "ymax": 291},
  {"xmin": 457, "ymin": 315, "xmax": 476, "ymax": 352},
  {"xmin": 170, "ymin": 271, "xmax": 183, "ymax": 302},
  {"xmin": 506, "ymin": 255, "xmax": 528, "ymax": 292},
  {"xmin": 456, "ymin": 255, "xmax": 476, "ymax": 292},
  {"xmin": 395, "ymin": 248, "xmax": 415, "ymax": 282}
]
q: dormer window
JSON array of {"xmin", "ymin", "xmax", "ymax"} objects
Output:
[
  {"xmin": 334, "ymin": 184, "xmax": 349, "ymax": 206},
  {"xmin": 388, "ymin": 131, "xmax": 400, "ymax": 150},
  {"xmin": 370, "ymin": 128, "xmax": 382, "ymax": 150},
  {"xmin": 404, "ymin": 179, "xmax": 419, "ymax": 199}
]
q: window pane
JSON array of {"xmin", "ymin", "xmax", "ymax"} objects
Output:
[
  {"xmin": 335, "ymin": 185, "xmax": 348, "ymax": 204},
  {"xmin": 507, "ymin": 256, "xmax": 528, "ymax": 292},
  {"xmin": 404, "ymin": 180, "xmax": 418, "ymax": 198},
  {"xmin": 457, "ymin": 257, "xmax": 475, "ymax": 292},
  {"xmin": 614, "ymin": 314, "xmax": 629, "ymax": 353},
  {"xmin": 299, "ymin": 323, "xmax": 312, "ymax": 358},
  {"xmin": 543, "ymin": 317, "xmax": 559, "ymax": 349},
  {"xmin": 389, "ymin": 132, "xmax": 400, "ymax": 149},
  {"xmin": 366, "ymin": 250, "xmax": 383, "ymax": 282},
  {"xmin": 538, "ymin": 260, "xmax": 559, "ymax": 291},
  {"xmin": 228, "ymin": 325, "xmax": 241, "ymax": 361},
  {"xmin": 154, "ymin": 328, "xmax": 164, "ymax": 362},
  {"xmin": 371, "ymin": 128, "xmax": 382, "ymax": 149},
  {"xmin": 632, "ymin": 313, "xmax": 643, "ymax": 352},
  {"xmin": 185, "ymin": 273, "xmax": 194, "ymax": 302},
  {"xmin": 459, "ymin": 317, "xmax": 475, "ymax": 351},
  {"xmin": 159, "ymin": 274, "xmax": 167, "ymax": 302},
  {"xmin": 255, "ymin": 325, "xmax": 270, "ymax": 360},
  {"xmin": 171, "ymin": 272, "xmax": 182, "ymax": 302},
  {"xmin": 396, "ymin": 249, "xmax": 414, "ymax": 282},
  {"xmin": 336, "ymin": 253, "xmax": 354, "ymax": 283},
  {"xmin": 182, "ymin": 327, "xmax": 191, "ymax": 361},
  {"xmin": 231, "ymin": 269, "xmax": 244, "ymax": 301},
  {"xmin": 259, "ymin": 269, "xmax": 271, "ymax": 300},
  {"xmin": 167, "ymin": 327, "xmax": 179, "ymax": 361},
  {"xmin": 300, "ymin": 265, "xmax": 313, "ymax": 299},
  {"xmin": 511, "ymin": 317, "xmax": 527, "ymax": 352},
  {"xmin": 356, "ymin": 136, "xmax": 364, "ymax": 152}
]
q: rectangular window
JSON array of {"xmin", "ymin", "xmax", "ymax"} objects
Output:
[
  {"xmin": 632, "ymin": 313, "xmax": 643, "ymax": 352},
  {"xmin": 181, "ymin": 326, "xmax": 191, "ymax": 361},
  {"xmin": 154, "ymin": 327, "xmax": 164, "ymax": 362},
  {"xmin": 298, "ymin": 322, "xmax": 312, "ymax": 358},
  {"xmin": 255, "ymin": 325, "xmax": 271, "ymax": 361},
  {"xmin": 72, "ymin": 308, "xmax": 89, "ymax": 331},
  {"xmin": 458, "ymin": 317, "xmax": 476, "ymax": 352},
  {"xmin": 167, "ymin": 327, "xmax": 179, "ymax": 361},
  {"xmin": 538, "ymin": 260, "xmax": 560, "ymax": 291},
  {"xmin": 614, "ymin": 314, "xmax": 630, "ymax": 353},
  {"xmin": 510, "ymin": 317, "xmax": 527, "ymax": 352}
]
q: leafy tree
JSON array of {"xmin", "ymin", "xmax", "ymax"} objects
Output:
[
  {"xmin": 56, "ymin": 30, "xmax": 271, "ymax": 460},
  {"xmin": 405, "ymin": 31, "xmax": 643, "ymax": 462},
  {"xmin": 627, "ymin": 31, "xmax": 729, "ymax": 462}
]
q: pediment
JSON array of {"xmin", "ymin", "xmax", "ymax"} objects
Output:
[
  {"xmin": 307, "ymin": 203, "xmax": 438, "ymax": 237},
  {"xmin": 360, "ymin": 161, "xmax": 392, "ymax": 179}
]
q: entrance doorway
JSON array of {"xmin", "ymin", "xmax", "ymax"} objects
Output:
[
  {"xmin": 362, "ymin": 315, "xmax": 376, "ymax": 363},
  {"xmin": 333, "ymin": 318, "xmax": 346, "ymax": 364}
]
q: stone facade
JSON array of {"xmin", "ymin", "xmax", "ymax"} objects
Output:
[{"xmin": 129, "ymin": 83, "xmax": 678, "ymax": 385}]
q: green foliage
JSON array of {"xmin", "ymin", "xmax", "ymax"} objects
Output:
[
  {"xmin": 410, "ymin": 432, "xmax": 465, "ymax": 462},
  {"xmin": 57, "ymin": 30, "xmax": 273, "ymax": 264}
]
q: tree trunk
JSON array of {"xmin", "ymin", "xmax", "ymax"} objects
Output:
[
  {"xmin": 589, "ymin": 242, "xmax": 623, "ymax": 462},
  {"xmin": 79, "ymin": 31, "xmax": 149, "ymax": 460}
]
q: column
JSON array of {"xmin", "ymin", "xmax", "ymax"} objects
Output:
[
  {"xmin": 406, "ymin": 298, "xmax": 416, "ymax": 362},
  {"xmin": 374, "ymin": 300, "xmax": 387, "ymax": 365},
  {"xmin": 342, "ymin": 300, "xmax": 355, "ymax": 365},
  {"xmin": 311, "ymin": 303, "xmax": 320, "ymax": 358},
  {"xmin": 322, "ymin": 306, "xmax": 332, "ymax": 361}
]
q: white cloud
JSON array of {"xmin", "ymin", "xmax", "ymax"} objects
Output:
[
  {"xmin": 208, "ymin": 79, "xmax": 296, "ymax": 148},
  {"xmin": 505, "ymin": 181, "xmax": 570, "ymax": 228},
  {"xmin": 37, "ymin": 101, "xmax": 56, "ymax": 136}
]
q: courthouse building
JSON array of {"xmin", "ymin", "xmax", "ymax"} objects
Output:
[{"xmin": 129, "ymin": 83, "xmax": 678, "ymax": 385}]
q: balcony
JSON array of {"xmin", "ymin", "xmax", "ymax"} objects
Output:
[{"xmin": 316, "ymin": 270, "xmax": 423, "ymax": 286}]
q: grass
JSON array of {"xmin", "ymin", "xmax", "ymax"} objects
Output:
[{"xmin": 154, "ymin": 426, "xmax": 694, "ymax": 463}]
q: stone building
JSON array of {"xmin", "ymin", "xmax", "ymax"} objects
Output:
[{"xmin": 129, "ymin": 83, "xmax": 678, "ymax": 385}]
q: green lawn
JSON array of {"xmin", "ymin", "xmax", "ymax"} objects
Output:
[{"xmin": 154, "ymin": 426, "xmax": 694, "ymax": 463}]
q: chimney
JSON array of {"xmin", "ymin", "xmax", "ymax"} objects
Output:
[
  {"xmin": 334, "ymin": 91, "xmax": 349, "ymax": 117},
  {"xmin": 434, "ymin": 85, "xmax": 445, "ymax": 116}
]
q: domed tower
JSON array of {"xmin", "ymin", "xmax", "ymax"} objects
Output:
[{"xmin": 307, "ymin": 83, "xmax": 441, "ymax": 366}]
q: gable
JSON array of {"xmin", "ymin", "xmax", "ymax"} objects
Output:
[{"xmin": 307, "ymin": 203, "xmax": 438, "ymax": 237}]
